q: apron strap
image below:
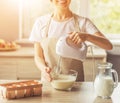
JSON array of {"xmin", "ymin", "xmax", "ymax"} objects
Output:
[
  {"xmin": 73, "ymin": 14, "xmax": 81, "ymax": 32},
  {"xmin": 73, "ymin": 14, "xmax": 87, "ymax": 32},
  {"xmin": 45, "ymin": 14, "xmax": 53, "ymax": 37}
]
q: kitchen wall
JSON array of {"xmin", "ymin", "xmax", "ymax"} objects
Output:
[{"xmin": 0, "ymin": 0, "xmax": 19, "ymax": 41}]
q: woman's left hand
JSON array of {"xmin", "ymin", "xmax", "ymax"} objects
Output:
[{"xmin": 67, "ymin": 32, "xmax": 87, "ymax": 48}]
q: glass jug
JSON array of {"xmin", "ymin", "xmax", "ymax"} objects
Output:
[{"xmin": 94, "ymin": 62, "xmax": 118, "ymax": 99}]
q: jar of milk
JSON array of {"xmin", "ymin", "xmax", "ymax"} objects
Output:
[{"xmin": 94, "ymin": 62, "xmax": 118, "ymax": 99}]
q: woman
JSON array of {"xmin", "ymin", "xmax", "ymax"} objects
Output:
[{"xmin": 29, "ymin": 0, "xmax": 112, "ymax": 82}]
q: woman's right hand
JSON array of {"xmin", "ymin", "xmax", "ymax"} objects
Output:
[
  {"xmin": 66, "ymin": 32, "xmax": 87, "ymax": 48},
  {"xmin": 42, "ymin": 67, "xmax": 52, "ymax": 82}
]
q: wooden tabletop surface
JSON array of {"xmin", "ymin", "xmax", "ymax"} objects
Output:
[{"xmin": 0, "ymin": 81, "xmax": 119, "ymax": 103}]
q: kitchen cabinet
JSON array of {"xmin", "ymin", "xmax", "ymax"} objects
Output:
[
  {"xmin": 83, "ymin": 46, "xmax": 106, "ymax": 81},
  {"xmin": 0, "ymin": 46, "xmax": 106, "ymax": 81},
  {"xmin": 0, "ymin": 57, "xmax": 41, "ymax": 80},
  {"xmin": 0, "ymin": 47, "xmax": 41, "ymax": 80},
  {"xmin": 0, "ymin": 59, "xmax": 17, "ymax": 79},
  {"xmin": 84, "ymin": 58, "xmax": 106, "ymax": 81}
]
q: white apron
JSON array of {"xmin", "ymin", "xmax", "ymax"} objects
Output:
[{"xmin": 40, "ymin": 14, "xmax": 85, "ymax": 81}]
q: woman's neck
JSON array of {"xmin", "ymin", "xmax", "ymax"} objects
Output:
[{"xmin": 52, "ymin": 9, "xmax": 73, "ymax": 22}]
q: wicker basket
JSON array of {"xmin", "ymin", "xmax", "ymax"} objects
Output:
[{"xmin": 0, "ymin": 80, "xmax": 42, "ymax": 99}]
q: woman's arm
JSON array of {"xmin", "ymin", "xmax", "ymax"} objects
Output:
[
  {"xmin": 34, "ymin": 42, "xmax": 46, "ymax": 70},
  {"xmin": 86, "ymin": 32, "xmax": 113, "ymax": 50},
  {"xmin": 34, "ymin": 42, "xmax": 52, "ymax": 81},
  {"xmin": 68, "ymin": 31, "xmax": 113, "ymax": 50}
]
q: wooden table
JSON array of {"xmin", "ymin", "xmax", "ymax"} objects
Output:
[{"xmin": 0, "ymin": 81, "xmax": 119, "ymax": 103}]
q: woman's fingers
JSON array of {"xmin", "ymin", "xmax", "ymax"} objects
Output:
[
  {"xmin": 46, "ymin": 72, "xmax": 52, "ymax": 82},
  {"xmin": 69, "ymin": 32, "xmax": 86, "ymax": 43},
  {"xmin": 46, "ymin": 73, "xmax": 52, "ymax": 82},
  {"xmin": 69, "ymin": 32, "xmax": 82, "ymax": 44},
  {"xmin": 45, "ymin": 67, "xmax": 51, "ymax": 73},
  {"xmin": 69, "ymin": 31, "xmax": 76, "ymax": 40},
  {"xmin": 42, "ymin": 67, "xmax": 52, "ymax": 82}
]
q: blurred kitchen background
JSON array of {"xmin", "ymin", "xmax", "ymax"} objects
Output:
[{"xmin": 0, "ymin": 0, "xmax": 120, "ymax": 81}]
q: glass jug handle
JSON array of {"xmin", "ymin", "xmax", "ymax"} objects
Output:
[{"xmin": 111, "ymin": 69, "xmax": 118, "ymax": 88}]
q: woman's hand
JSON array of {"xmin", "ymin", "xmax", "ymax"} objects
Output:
[
  {"xmin": 42, "ymin": 67, "xmax": 52, "ymax": 82},
  {"xmin": 66, "ymin": 32, "xmax": 87, "ymax": 48}
]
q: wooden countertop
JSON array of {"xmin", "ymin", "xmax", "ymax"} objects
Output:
[
  {"xmin": 0, "ymin": 46, "xmax": 106, "ymax": 58},
  {"xmin": 0, "ymin": 47, "xmax": 34, "ymax": 57},
  {"xmin": 0, "ymin": 81, "xmax": 119, "ymax": 103}
]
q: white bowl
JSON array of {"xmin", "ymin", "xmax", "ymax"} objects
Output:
[{"xmin": 51, "ymin": 70, "xmax": 78, "ymax": 90}]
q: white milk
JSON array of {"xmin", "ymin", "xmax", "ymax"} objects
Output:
[
  {"xmin": 51, "ymin": 74, "xmax": 76, "ymax": 90},
  {"xmin": 94, "ymin": 76, "xmax": 114, "ymax": 97}
]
